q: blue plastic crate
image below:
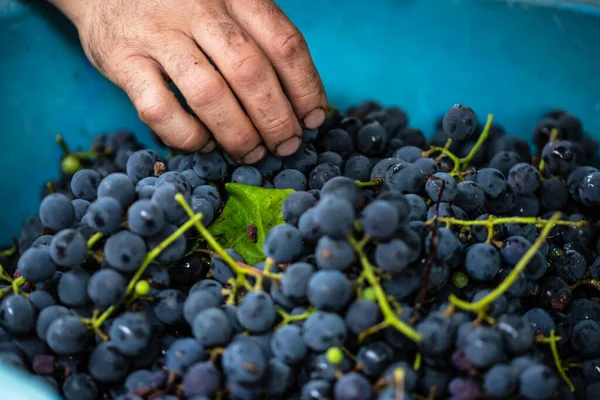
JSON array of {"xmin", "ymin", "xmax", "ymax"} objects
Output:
[{"xmin": 1, "ymin": 0, "xmax": 600, "ymax": 397}]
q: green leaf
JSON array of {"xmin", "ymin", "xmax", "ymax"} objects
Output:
[{"xmin": 208, "ymin": 183, "xmax": 293, "ymax": 265}]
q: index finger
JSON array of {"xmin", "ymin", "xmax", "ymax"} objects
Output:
[{"xmin": 227, "ymin": 0, "xmax": 328, "ymax": 129}]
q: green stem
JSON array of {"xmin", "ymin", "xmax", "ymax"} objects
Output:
[
  {"xmin": 449, "ymin": 212, "xmax": 560, "ymax": 312},
  {"xmin": 87, "ymin": 232, "xmax": 104, "ymax": 249},
  {"xmin": 55, "ymin": 134, "xmax": 71, "ymax": 155},
  {"xmin": 548, "ymin": 329, "xmax": 575, "ymax": 392},
  {"xmin": 356, "ymin": 177, "xmax": 383, "ymax": 188},
  {"xmin": 347, "ymin": 235, "xmax": 422, "ymax": 342},
  {"xmin": 459, "ymin": 114, "xmax": 494, "ymax": 169}
]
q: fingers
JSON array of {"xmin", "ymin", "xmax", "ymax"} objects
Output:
[
  {"xmin": 111, "ymin": 56, "xmax": 212, "ymax": 152},
  {"xmin": 227, "ymin": 0, "xmax": 328, "ymax": 129},
  {"xmin": 189, "ymin": 3, "xmax": 302, "ymax": 157},
  {"xmin": 149, "ymin": 35, "xmax": 266, "ymax": 163}
]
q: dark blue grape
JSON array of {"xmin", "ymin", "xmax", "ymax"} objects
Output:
[
  {"xmin": 453, "ymin": 181, "xmax": 485, "ymax": 213},
  {"xmin": 507, "ymin": 163, "xmax": 540, "ymax": 195},
  {"xmin": 307, "ymin": 269, "xmax": 351, "ymax": 311},
  {"xmin": 86, "ymin": 197, "xmax": 123, "ymax": 233},
  {"xmin": 166, "ymin": 338, "xmax": 205, "ymax": 375},
  {"xmin": 87, "ymin": 269, "xmax": 126, "ymax": 307},
  {"xmin": 475, "ymin": 168, "xmax": 506, "ymax": 198},
  {"xmin": 182, "ymin": 362, "xmax": 221, "ymax": 397},
  {"xmin": 442, "ymin": 104, "xmax": 476, "ymax": 140},
  {"xmin": 263, "ymin": 223, "xmax": 303, "ymax": 264},
  {"xmin": 465, "ymin": 243, "xmax": 500, "ymax": 281},
  {"xmin": 151, "ymin": 183, "xmax": 189, "ymax": 224},
  {"xmin": 183, "ymin": 290, "xmax": 222, "ymax": 325},
  {"xmin": 125, "ymin": 150, "xmax": 161, "ymax": 183},
  {"xmin": 271, "ymin": 325, "xmax": 307, "ymax": 364},
  {"xmin": 40, "ymin": 193, "xmax": 75, "ymax": 231},
  {"xmin": 309, "ymin": 163, "xmax": 341, "ymax": 190},
  {"xmin": 210, "ymin": 248, "xmax": 244, "ymax": 285},
  {"xmin": 98, "ymin": 173, "xmax": 135, "ymax": 207},
  {"xmin": 127, "ymin": 199, "xmax": 166, "ymax": 237},
  {"xmin": 383, "ymin": 161, "xmax": 423, "ymax": 194},
  {"xmin": 222, "ymin": 338, "xmax": 266, "ymax": 384},
  {"xmin": 375, "ymin": 239, "xmax": 410, "ymax": 273},
  {"xmin": 0, "ymin": 295, "xmax": 35, "ymax": 334},
  {"xmin": 343, "ymin": 155, "xmax": 372, "ymax": 182},
  {"xmin": 281, "ymin": 262, "xmax": 314, "ymax": 303},
  {"xmin": 282, "ymin": 191, "xmax": 316, "ymax": 226},
  {"xmin": 302, "ymin": 379, "xmax": 332, "ymax": 400},
  {"xmin": 153, "ymin": 289, "xmax": 185, "ymax": 325},
  {"xmin": 496, "ymin": 314, "xmax": 534, "ymax": 354},
  {"xmin": 519, "ymin": 364, "xmax": 559, "ymax": 400},
  {"xmin": 265, "ymin": 358, "xmax": 293, "ymax": 397},
  {"xmin": 36, "ymin": 305, "xmax": 70, "ymax": 339},
  {"xmin": 192, "ymin": 185, "xmax": 222, "ymax": 211},
  {"xmin": 359, "ymin": 200, "xmax": 399, "ymax": 240},
  {"xmin": 488, "ymin": 151, "xmax": 521, "ymax": 176},
  {"xmin": 58, "ymin": 269, "xmax": 91, "ymax": 307},
  {"xmin": 483, "ymin": 364, "xmax": 516, "ymax": 398},
  {"xmin": 88, "ymin": 341, "xmax": 131, "ymax": 383},
  {"xmin": 46, "ymin": 315, "xmax": 89, "ymax": 355},
  {"xmin": 425, "ymin": 228, "xmax": 460, "ymax": 262},
  {"xmin": 356, "ymin": 121, "xmax": 388, "ymax": 156},
  {"xmin": 313, "ymin": 236, "xmax": 353, "ymax": 271},
  {"xmin": 274, "ymin": 169, "xmax": 307, "ymax": 191},
  {"xmin": 283, "ymin": 144, "xmax": 318, "ymax": 175},
  {"xmin": 236, "ymin": 291, "xmax": 276, "ymax": 333},
  {"xmin": 29, "ymin": 290, "xmax": 55, "ymax": 311},
  {"xmin": 146, "ymin": 224, "xmax": 186, "ymax": 263},
  {"xmin": 104, "ymin": 231, "xmax": 146, "ymax": 272},
  {"xmin": 316, "ymin": 128, "xmax": 354, "ymax": 157},
  {"xmin": 571, "ymin": 320, "xmax": 600, "ymax": 358},
  {"xmin": 109, "ymin": 312, "xmax": 151, "ymax": 356},
  {"xmin": 334, "ymin": 372, "xmax": 372, "ymax": 400},
  {"xmin": 71, "ymin": 169, "xmax": 101, "ymax": 201},
  {"xmin": 542, "ymin": 140, "xmax": 575, "ymax": 175},
  {"xmin": 63, "ymin": 373, "xmax": 98, "ymax": 400},
  {"xmin": 183, "ymin": 195, "xmax": 214, "ymax": 226},
  {"xmin": 231, "ymin": 166, "xmax": 263, "ymax": 187},
  {"xmin": 18, "ymin": 247, "xmax": 57, "ymax": 282},
  {"xmin": 180, "ymin": 169, "xmax": 206, "ymax": 189},
  {"xmin": 463, "ymin": 326, "xmax": 504, "ymax": 367},
  {"xmin": 314, "ymin": 196, "xmax": 355, "ymax": 239},
  {"xmin": 345, "ymin": 299, "xmax": 381, "ymax": 336},
  {"xmin": 416, "ymin": 312, "xmax": 454, "ymax": 356},
  {"xmin": 303, "ymin": 311, "xmax": 347, "ymax": 352},
  {"xmin": 192, "ymin": 152, "xmax": 227, "ymax": 180},
  {"xmin": 500, "ymin": 235, "xmax": 531, "ymax": 266},
  {"xmin": 426, "ymin": 172, "xmax": 458, "ymax": 202},
  {"xmin": 370, "ymin": 157, "xmax": 402, "ymax": 181},
  {"xmin": 356, "ymin": 341, "xmax": 394, "ymax": 377},
  {"xmin": 579, "ymin": 171, "xmax": 600, "ymax": 207},
  {"xmin": 192, "ymin": 307, "xmax": 232, "ymax": 347}
]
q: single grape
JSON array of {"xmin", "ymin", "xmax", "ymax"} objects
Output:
[
  {"xmin": 87, "ymin": 269, "xmax": 126, "ymax": 308},
  {"xmin": 183, "ymin": 290, "xmax": 222, "ymax": 325},
  {"xmin": 109, "ymin": 312, "xmax": 151, "ymax": 356},
  {"xmin": 280, "ymin": 262, "xmax": 315, "ymax": 303},
  {"xmin": 541, "ymin": 140, "xmax": 575, "ymax": 175},
  {"xmin": 475, "ymin": 168, "xmax": 506, "ymax": 198},
  {"xmin": 426, "ymin": 172, "xmax": 458, "ymax": 202},
  {"xmin": 146, "ymin": 224, "xmax": 187, "ymax": 264},
  {"xmin": 0, "ymin": 295, "xmax": 35, "ymax": 334},
  {"xmin": 383, "ymin": 161, "xmax": 423, "ymax": 194},
  {"xmin": 359, "ymin": 200, "xmax": 399, "ymax": 240},
  {"xmin": 182, "ymin": 362, "xmax": 222, "ymax": 397},
  {"xmin": 283, "ymin": 144, "xmax": 318, "ymax": 175},
  {"xmin": 222, "ymin": 338, "xmax": 267, "ymax": 384},
  {"xmin": 307, "ymin": 269, "xmax": 351, "ymax": 311},
  {"xmin": 58, "ymin": 269, "xmax": 91, "ymax": 307},
  {"xmin": 192, "ymin": 185, "xmax": 222, "ymax": 211},
  {"xmin": 86, "ymin": 197, "xmax": 123, "ymax": 233},
  {"xmin": 416, "ymin": 312, "xmax": 454, "ymax": 356},
  {"xmin": 192, "ymin": 307, "xmax": 232, "ymax": 347},
  {"xmin": 98, "ymin": 173, "xmax": 135, "ymax": 207},
  {"xmin": 274, "ymin": 169, "xmax": 307, "ymax": 191},
  {"xmin": 153, "ymin": 289, "xmax": 185, "ymax": 325},
  {"xmin": 18, "ymin": 246, "xmax": 57, "ymax": 282},
  {"xmin": 63, "ymin": 373, "xmax": 98, "ymax": 400},
  {"xmin": 88, "ymin": 341, "xmax": 131, "ymax": 383},
  {"xmin": 442, "ymin": 104, "xmax": 476, "ymax": 140},
  {"xmin": 236, "ymin": 291, "xmax": 276, "ymax": 333},
  {"xmin": 125, "ymin": 149, "xmax": 161, "ymax": 183},
  {"xmin": 127, "ymin": 199, "xmax": 166, "ymax": 237},
  {"xmin": 345, "ymin": 299, "xmax": 382, "ymax": 335},
  {"xmin": 271, "ymin": 325, "xmax": 307, "ymax": 364},
  {"xmin": 39, "ymin": 193, "xmax": 75, "ymax": 231},
  {"xmin": 71, "ymin": 169, "xmax": 102, "ymax": 201},
  {"xmin": 519, "ymin": 364, "xmax": 559, "ymax": 400},
  {"xmin": 314, "ymin": 196, "xmax": 355, "ymax": 239},
  {"xmin": 334, "ymin": 372, "xmax": 372, "ymax": 400},
  {"xmin": 375, "ymin": 239, "xmax": 410, "ymax": 273},
  {"xmin": 344, "ymin": 155, "xmax": 372, "ymax": 182},
  {"xmin": 464, "ymin": 243, "xmax": 500, "ymax": 281},
  {"xmin": 263, "ymin": 223, "xmax": 303, "ymax": 264},
  {"xmin": 231, "ymin": 166, "xmax": 263, "ymax": 186},
  {"xmin": 282, "ymin": 191, "xmax": 317, "ymax": 226},
  {"xmin": 46, "ymin": 315, "xmax": 89, "ymax": 355},
  {"xmin": 303, "ymin": 311, "xmax": 347, "ymax": 352},
  {"xmin": 104, "ymin": 231, "xmax": 147, "ymax": 272},
  {"xmin": 571, "ymin": 320, "xmax": 600, "ymax": 358}
]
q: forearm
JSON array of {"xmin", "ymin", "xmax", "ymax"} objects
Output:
[{"xmin": 48, "ymin": 0, "xmax": 88, "ymax": 26}]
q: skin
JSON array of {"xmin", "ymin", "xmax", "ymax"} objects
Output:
[{"xmin": 48, "ymin": 0, "xmax": 328, "ymax": 163}]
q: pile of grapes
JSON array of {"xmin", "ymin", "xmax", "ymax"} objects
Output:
[{"xmin": 2, "ymin": 101, "xmax": 600, "ymax": 400}]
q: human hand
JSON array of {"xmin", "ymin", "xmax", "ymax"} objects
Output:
[{"xmin": 49, "ymin": 0, "xmax": 327, "ymax": 163}]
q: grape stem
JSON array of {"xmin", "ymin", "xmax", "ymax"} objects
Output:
[
  {"xmin": 275, "ymin": 307, "xmax": 315, "ymax": 329},
  {"xmin": 547, "ymin": 329, "xmax": 575, "ymax": 392},
  {"xmin": 87, "ymin": 232, "xmax": 104, "ymax": 249},
  {"xmin": 448, "ymin": 212, "xmax": 561, "ymax": 312},
  {"xmin": 356, "ymin": 177, "xmax": 383, "ymax": 188},
  {"xmin": 570, "ymin": 279, "xmax": 600, "ymax": 291},
  {"xmin": 423, "ymin": 114, "xmax": 494, "ymax": 177},
  {"xmin": 0, "ymin": 245, "xmax": 17, "ymax": 258},
  {"xmin": 347, "ymin": 235, "xmax": 423, "ymax": 343},
  {"xmin": 537, "ymin": 128, "xmax": 559, "ymax": 180}
]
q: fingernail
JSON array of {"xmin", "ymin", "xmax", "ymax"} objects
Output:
[
  {"xmin": 303, "ymin": 108, "xmax": 326, "ymax": 129},
  {"xmin": 242, "ymin": 145, "xmax": 267, "ymax": 164},
  {"xmin": 276, "ymin": 136, "xmax": 301, "ymax": 157},
  {"xmin": 200, "ymin": 140, "xmax": 217, "ymax": 153}
]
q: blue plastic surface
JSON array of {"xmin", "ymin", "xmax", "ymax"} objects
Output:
[{"xmin": 1, "ymin": 0, "xmax": 600, "ymax": 398}]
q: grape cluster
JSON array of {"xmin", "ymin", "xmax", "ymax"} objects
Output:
[{"xmin": 1, "ymin": 103, "xmax": 600, "ymax": 400}]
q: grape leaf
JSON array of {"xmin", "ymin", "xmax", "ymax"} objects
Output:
[{"xmin": 208, "ymin": 183, "xmax": 293, "ymax": 265}]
